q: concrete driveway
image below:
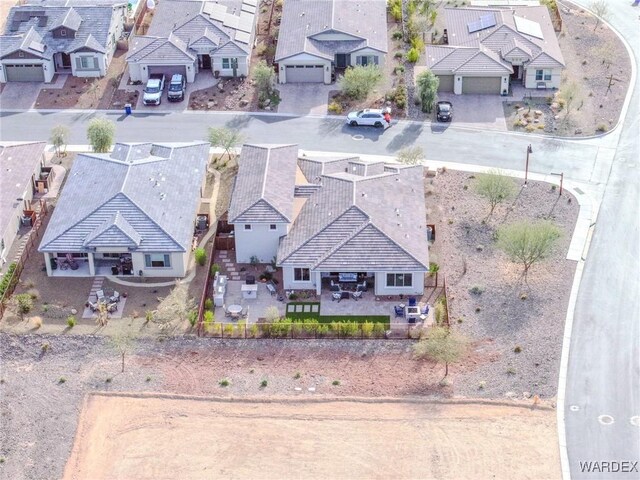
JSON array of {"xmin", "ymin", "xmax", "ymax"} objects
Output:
[
  {"xmin": 277, "ymin": 83, "xmax": 333, "ymax": 115},
  {"xmin": 0, "ymin": 75, "xmax": 67, "ymax": 110},
  {"xmin": 436, "ymin": 93, "xmax": 507, "ymax": 131}
]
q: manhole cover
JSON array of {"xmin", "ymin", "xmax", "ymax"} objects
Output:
[
  {"xmin": 574, "ymin": 187, "xmax": 584, "ymax": 195},
  {"xmin": 351, "ymin": 134, "xmax": 364, "ymax": 141},
  {"xmin": 598, "ymin": 414, "xmax": 614, "ymax": 425},
  {"xmin": 630, "ymin": 416, "xmax": 640, "ymax": 427},
  {"xmin": 569, "ymin": 405, "xmax": 580, "ymax": 412}
]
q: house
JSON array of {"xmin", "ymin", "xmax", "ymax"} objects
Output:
[
  {"xmin": 0, "ymin": 2, "xmax": 126, "ymax": 83},
  {"xmin": 126, "ymin": 0, "xmax": 257, "ymax": 83},
  {"xmin": 425, "ymin": 6, "xmax": 564, "ymax": 94},
  {"xmin": 0, "ymin": 142, "xmax": 47, "ymax": 267},
  {"xmin": 38, "ymin": 142, "xmax": 210, "ymax": 277},
  {"xmin": 274, "ymin": 0, "xmax": 388, "ymax": 84},
  {"xmin": 229, "ymin": 145, "xmax": 430, "ymax": 296}
]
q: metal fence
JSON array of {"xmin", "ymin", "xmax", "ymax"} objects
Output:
[{"xmin": 0, "ymin": 200, "xmax": 48, "ymax": 320}]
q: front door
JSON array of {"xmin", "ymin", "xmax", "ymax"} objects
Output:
[
  {"xmin": 201, "ymin": 54, "xmax": 211, "ymax": 70},
  {"xmin": 61, "ymin": 53, "xmax": 71, "ymax": 69},
  {"xmin": 510, "ymin": 65, "xmax": 520, "ymax": 81},
  {"xmin": 335, "ymin": 54, "xmax": 349, "ymax": 69}
]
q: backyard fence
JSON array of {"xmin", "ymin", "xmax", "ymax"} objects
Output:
[
  {"xmin": 200, "ymin": 321, "xmax": 424, "ymax": 340},
  {"xmin": 196, "ymin": 222, "xmax": 218, "ymax": 337},
  {"xmin": 0, "ymin": 200, "xmax": 49, "ymax": 320}
]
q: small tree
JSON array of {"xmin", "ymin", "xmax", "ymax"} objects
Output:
[
  {"xmin": 252, "ymin": 60, "xmax": 275, "ymax": 101},
  {"xmin": 589, "ymin": 0, "xmax": 609, "ymax": 31},
  {"xmin": 110, "ymin": 330, "xmax": 135, "ymax": 373},
  {"xmin": 338, "ymin": 65, "xmax": 382, "ymax": 100},
  {"xmin": 207, "ymin": 127, "xmax": 244, "ymax": 161},
  {"xmin": 397, "ymin": 146, "xmax": 424, "ymax": 165},
  {"xmin": 428, "ymin": 262, "xmax": 440, "ymax": 286},
  {"xmin": 86, "ymin": 117, "xmax": 115, "ymax": 153},
  {"xmin": 154, "ymin": 283, "xmax": 197, "ymax": 333},
  {"xmin": 194, "ymin": 247, "xmax": 207, "ymax": 266},
  {"xmin": 474, "ymin": 169, "xmax": 516, "ymax": 217},
  {"xmin": 496, "ymin": 220, "xmax": 561, "ymax": 279},
  {"xmin": 13, "ymin": 293, "xmax": 33, "ymax": 321},
  {"xmin": 559, "ymin": 81, "xmax": 582, "ymax": 120},
  {"xmin": 50, "ymin": 125, "xmax": 70, "ymax": 158},
  {"xmin": 264, "ymin": 305, "xmax": 280, "ymax": 323},
  {"xmin": 415, "ymin": 70, "xmax": 439, "ymax": 113},
  {"xmin": 413, "ymin": 326, "xmax": 468, "ymax": 378}
]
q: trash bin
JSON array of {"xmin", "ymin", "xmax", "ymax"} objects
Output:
[{"xmin": 124, "ymin": 103, "xmax": 132, "ymax": 115}]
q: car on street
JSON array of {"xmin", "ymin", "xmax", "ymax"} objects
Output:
[
  {"xmin": 167, "ymin": 74, "xmax": 186, "ymax": 102},
  {"xmin": 143, "ymin": 74, "xmax": 165, "ymax": 106},
  {"xmin": 346, "ymin": 109, "xmax": 388, "ymax": 128},
  {"xmin": 436, "ymin": 101, "xmax": 453, "ymax": 122}
]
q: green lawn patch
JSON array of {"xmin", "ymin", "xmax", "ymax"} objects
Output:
[{"xmin": 285, "ymin": 303, "xmax": 389, "ymax": 325}]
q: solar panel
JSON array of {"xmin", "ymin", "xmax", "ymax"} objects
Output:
[
  {"xmin": 467, "ymin": 13, "xmax": 496, "ymax": 33},
  {"xmin": 513, "ymin": 15, "xmax": 543, "ymax": 39},
  {"xmin": 223, "ymin": 13, "xmax": 239, "ymax": 28},
  {"xmin": 235, "ymin": 31, "xmax": 250, "ymax": 44},
  {"xmin": 241, "ymin": 3, "xmax": 256, "ymax": 14},
  {"xmin": 238, "ymin": 16, "xmax": 253, "ymax": 33},
  {"xmin": 203, "ymin": 2, "xmax": 214, "ymax": 15}
]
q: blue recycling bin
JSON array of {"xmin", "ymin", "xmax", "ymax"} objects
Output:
[{"xmin": 124, "ymin": 103, "xmax": 132, "ymax": 115}]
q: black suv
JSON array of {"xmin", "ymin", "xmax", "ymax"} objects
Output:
[{"xmin": 436, "ymin": 101, "xmax": 453, "ymax": 122}]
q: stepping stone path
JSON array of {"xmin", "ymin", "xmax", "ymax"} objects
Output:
[
  {"xmin": 218, "ymin": 251, "xmax": 242, "ymax": 280},
  {"xmin": 82, "ymin": 277, "xmax": 105, "ymax": 319}
]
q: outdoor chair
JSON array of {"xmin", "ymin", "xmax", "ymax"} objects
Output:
[
  {"xmin": 332, "ymin": 291, "xmax": 342, "ymax": 302},
  {"xmin": 421, "ymin": 304, "xmax": 429, "ymax": 315},
  {"xmin": 96, "ymin": 289, "xmax": 105, "ymax": 303},
  {"xmin": 358, "ymin": 281, "xmax": 368, "ymax": 292},
  {"xmin": 352, "ymin": 290, "xmax": 363, "ymax": 301},
  {"xmin": 408, "ymin": 297, "xmax": 417, "ymax": 307},
  {"xmin": 110, "ymin": 291, "xmax": 120, "ymax": 303},
  {"xmin": 241, "ymin": 306, "xmax": 249, "ymax": 319},
  {"xmin": 394, "ymin": 305, "xmax": 405, "ymax": 317},
  {"xmin": 106, "ymin": 302, "xmax": 117, "ymax": 313},
  {"xmin": 266, "ymin": 282, "xmax": 276, "ymax": 296},
  {"xmin": 87, "ymin": 301, "xmax": 99, "ymax": 312},
  {"xmin": 223, "ymin": 304, "xmax": 232, "ymax": 317}
]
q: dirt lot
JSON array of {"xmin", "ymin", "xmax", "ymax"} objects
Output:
[{"xmin": 65, "ymin": 393, "xmax": 559, "ymax": 480}]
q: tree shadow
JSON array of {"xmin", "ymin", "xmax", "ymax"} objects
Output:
[{"xmin": 385, "ymin": 122, "xmax": 424, "ymax": 152}]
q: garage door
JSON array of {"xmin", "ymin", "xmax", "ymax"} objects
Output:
[
  {"xmin": 148, "ymin": 65, "xmax": 187, "ymax": 80},
  {"xmin": 462, "ymin": 76, "xmax": 501, "ymax": 94},
  {"xmin": 285, "ymin": 65, "xmax": 324, "ymax": 83},
  {"xmin": 436, "ymin": 75, "xmax": 454, "ymax": 93},
  {"xmin": 4, "ymin": 64, "xmax": 45, "ymax": 82}
]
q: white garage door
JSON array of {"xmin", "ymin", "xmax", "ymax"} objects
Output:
[
  {"xmin": 285, "ymin": 65, "xmax": 324, "ymax": 83},
  {"xmin": 5, "ymin": 64, "xmax": 45, "ymax": 82},
  {"xmin": 148, "ymin": 65, "xmax": 187, "ymax": 80},
  {"xmin": 462, "ymin": 76, "xmax": 501, "ymax": 94}
]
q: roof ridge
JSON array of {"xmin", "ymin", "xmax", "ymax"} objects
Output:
[{"xmin": 311, "ymin": 216, "xmax": 370, "ymax": 269}]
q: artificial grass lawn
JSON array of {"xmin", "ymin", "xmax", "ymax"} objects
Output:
[{"xmin": 286, "ymin": 302, "xmax": 390, "ymax": 324}]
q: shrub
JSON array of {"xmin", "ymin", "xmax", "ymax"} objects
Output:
[
  {"xmin": 372, "ymin": 322, "xmax": 386, "ymax": 338},
  {"xmin": 194, "ymin": 247, "xmax": 207, "ymax": 266},
  {"xmin": 66, "ymin": 315, "xmax": 76, "ymax": 328},
  {"xmin": 332, "ymin": 380, "xmax": 341, "ymax": 386},
  {"xmin": 58, "ymin": 377, "xmax": 66, "ymax": 384},
  {"xmin": 204, "ymin": 298, "xmax": 213, "ymax": 311},
  {"xmin": 219, "ymin": 378, "xmax": 230, "ymax": 387},
  {"xmin": 514, "ymin": 346, "xmax": 522, "ymax": 353},
  {"xmin": 406, "ymin": 47, "xmax": 420, "ymax": 63},
  {"xmin": 203, "ymin": 310, "xmax": 215, "ymax": 332},
  {"xmin": 392, "ymin": 31, "xmax": 404, "ymax": 40},
  {"xmin": 596, "ymin": 123, "xmax": 608, "ymax": 132},
  {"xmin": 469, "ymin": 285, "xmax": 484, "ymax": 295},
  {"xmin": 389, "ymin": 0, "xmax": 402, "ymax": 21},
  {"xmin": 260, "ymin": 379, "xmax": 268, "ymax": 388},
  {"xmin": 255, "ymin": 43, "xmax": 267, "ymax": 56},
  {"xmin": 86, "ymin": 117, "xmax": 115, "ymax": 153},
  {"xmin": 188, "ymin": 309, "xmax": 198, "ymax": 327},
  {"xmin": 294, "ymin": 372, "xmax": 301, "ymax": 379},
  {"xmin": 393, "ymin": 85, "xmax": 408, "ymax": 109},
  {"xmin": 394, "ymin": 66, "xmax": 405, "ymax": 75},
  {"xmin": 14, "ymin": 293, "xmax": 33, "ymax": 319},
  {"xmin": 252, "ymin": 60, "xmax": 275, "ymax": 101},
  {"xmin": 105, "ymin": 377, "xmax": 112, "ymax": 383},
  {"xmin": 211, "ymin": 263, "xmax": 221, "ymax": 277},
  {"xmin": 0, "ymin": 263, "xmax": 17, "ymax": 297},
  {"xmin": 328, "ymin": 101, "xmax": 343, "ymax": 114},
  {"xmin": 416, "ymin": 69, "xmax": 439, "ymax": 113},
  {"xmin": 410, "ymin": 36, "xmax": 425, "ymax": 53},
  {"xmin": 32, "ymin": 316, "xmax": 43, "ymax": 329},
  {"xmin": 525, "ymin": 124, "xmax": 536, "ymax": 132},
  {"xmin": 223, "ymin": 323, "xmax": 234, "ymax": 337},
  {"xmin": 361, "ymin": 321, "xmax": 374, "ymax": 338},
  {"xmin": 394, "ymin": 51, "xmax": 404, "ymax": 58},
  {"xmin": 338, "ymin": 65, "xmax": 382, "ymax": 100}
]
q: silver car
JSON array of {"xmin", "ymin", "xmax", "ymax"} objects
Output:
[{"xmin": 346, "ymin": 109, "xmax": 387, "ymax": 128}]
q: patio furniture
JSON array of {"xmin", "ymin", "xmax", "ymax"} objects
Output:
[
  {"xmin": 110, "ymin": 291, "xmax": 120, "ymax": 303},
  {"xmin": 106, "ymin": 302, "xmax": 118, "ymax": 313},
  {"xmin": 408, "ymin": 297, "xmax": 417, "ymax": 307},
  {"xmin": 241, "ymin": 306, "xmax": 249, "ymax": 319},
  {"xmin": 266, "ymin": 282, "xmax": 276, "ymax": 296},
  {"xmin": 65, "ymin": 253, "xmax": 79, "ymax": 270},
  {"xmin": 241, "ymin": 283, "xmax": 258, "ymax": 299},
  {"xmin": 394, "ymin": 306, "xmax": 405, "ymax": 317},
  {"xmin": 87, "ymin": 301, "xmax": 99, "ymax": 312},
  {"xmin": 421, "ymin": 304, "xmax": 429, "ymax": 315},
  {"xmin": 223, "ymin": 304, "xmax": 232, "ymax": 317},
  {"xmin": 245, "ymin": 275, "xmax": 256, "ymax": 285},
  {"xmin": 111, "ymin": 265, "xmax": 119, "ymax": 275},
  {"xmin": 227, "ymin": 304, "xmax": 243, "ymax": 315},
  {"xmin": 330, "ymin": 284, "xmax": 341, "ymax": 292},
  {"xmin": 405, "ymin": 305, "xmax": 420, "ymax": 322},
  {"xmin": 96, "ymin": 289, "xmax": 105, "ymax": 302},
  {"xmin": 352, "ymin": 290, "xmax": 363, "ymax": 301},
  {"xmin": 339, "ymin": 273, "xmax": 357, "ymax": 283},
  {"xmin": 332, "ymin": 292, "xmax": 342, "ymax": 302},
  {"xmin": 357, "ymin": 281, "xmax": 368, "ymax": 292}
]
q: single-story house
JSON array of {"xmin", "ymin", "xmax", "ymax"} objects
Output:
[
  {"xmin": 0, "ymin": 142, "xmax": 47, "ymax": 268},
  {"xmin": 229, "ymin": 144, "xmax": 430, "ymax": 296},
  {"xmin": 38, "ymin": 141, "xmax": 210, "ymax": 277},
  {"xmin": 127, "ymin": 0, "xmax": 257, "ymax": 83},
  {"xmin": 274, "ymin": 0, "xmax": 388, "ymax": 84},
  {"xmin": 425, "ymin": 6, "xmax": 565, "ymax": 94},
  {"xmin": 0, "ymin": 2, "xmax": 126, "ymax": 83}
]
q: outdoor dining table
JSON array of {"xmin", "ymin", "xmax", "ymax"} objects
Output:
[
  {"xmin": 227, "ymin": 304, "xmax": 243, "ymax": 314},
  {"xmin": 405, "ymin": 306, "xmax": 421, "ymax": 323}
]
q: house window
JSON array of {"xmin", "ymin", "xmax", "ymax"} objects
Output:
[
  {"xmin": 144, "ymin": 253, "xmax": 171, "ymax": 268},
  {"xmin": 293, "ymin": 268, "xmax": 310, "ymax": 282},
  {"xmin": 18, "ymin": 51, "xmax": 24, "ymax": 58},
  {"xmin": 244, "ymin": 224, "xmax": 252, "ymax": 231},
  {"xmin": 535, "ymin": 69, "xmax": 552, "ymax": 81},
  {"xmin": 77, "ymin": 56, "xmax": 98, "ymax": 70},
  {"xmin": 60, "ymin": 29, "xmax": 67, "ymax": 37},
  {"xmin": 386, "ymin": 273, "xmax": 412, "ymax": 287},
  {"xmin": 269, "ymin": 224, "xmax": 277, "ymax": 230},
  {"xmin": 356, "ymin": 55, "xmax": 378, "ymax": 66},
  {"xmin": 222, "ymin": 58, "xmax": 237, "ymax": 69}
]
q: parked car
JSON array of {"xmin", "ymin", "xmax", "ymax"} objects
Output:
[
  {"xmin": 143, "ymin": 74, "xmax": 165, "ymax": 106},
  {"xmin": 167, "ymin": 74, "xmax": 186, "ymax": 102},
  {"xmin": 436, "ymin": 101, "xmax": 453, "ymax": 122},
  {"xmin": 346, "ymin": 109, "xmax": 388, "ymax": 128}
]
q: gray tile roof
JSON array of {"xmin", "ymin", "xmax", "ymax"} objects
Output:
[
  {"xmin": 275, "ymin": 0, "xmax": 388, "ymax": 62},
  {"xmin": 127, "ymin": 33, "xmax": 196, "ymax": 62},
  {"xmin": 427, "ymin": 6, "xmax": 564, "ymax": 75},
  {"xmin": 0, "ymin": 4, "xmax": 124, "ymax": 58},
  {"xmin": 0, "ymin": 142, "xmax": 46, "ymax": 245},
  {"xmin": 229, "ymin": 144, "xmax": 298, "ymax": 224},
  {"xmin": 278, "ymin": 158, "xmax": 430, "ymax": 272},
  {"xmin": 39, "ymin": 142, "xmax": 210, "ymax": 254}
]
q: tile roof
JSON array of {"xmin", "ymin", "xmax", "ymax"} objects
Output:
[
  {"xmin": 278, "ymin": 157, "xmax": 430, "ymax": 272},
  {"xmin": 229, "ymin": 144, "xmax": 298, "ymax": 224},
  {"xmin": 39, "ymin": 142, "xmax": 210, "ymax": 254},
  {"xmin": 0, "ymin": 142, "xmax": 46, "ymax": 245},
  {"xmin": 427, "ymin": 6, "xmax": 564, "ymax": 76},
  {"xmin": 127, "ymin": 32, "xmax": 196, "ymax": 62},
  {"xmin": 275, "ymin": 0, "xmax": 387, "ymax": 62},
  {"xmin": 0, "ymin": 4, "xmax": 124, "ymax": 59}
]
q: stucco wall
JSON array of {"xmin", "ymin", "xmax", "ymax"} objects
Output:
[
  {"xmin": 277, "ymin": 53, "xmax": 331, "ymax": 84},
  {"xmin": 234, "ymin": 222, "xmax": 287, "ymax": 263},
  {"xmin": 523, "ymin": 67, "xmax": 562, "ymax": 89},
  {"xmin": 131, "ymin": 251, "xmax": 188, "ymax": 277},
  {"xmin": 0, "ymin": 58, "xmax": 55, "ymax": 83},
  {"xmin": 282, "ymin": 266, "xmax": 316, "ymax": 291},
  {"xmin": 211, "ymin": 55, "xmax": 249, "ymax": 78},
  {"xmin": 373, "ymin": 272, "xmax": 425, "ymax": 296}
]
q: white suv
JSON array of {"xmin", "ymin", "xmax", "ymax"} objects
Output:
[{"xmin": 346, "ymin": 109, "xmax": 387, "ymax": 128}]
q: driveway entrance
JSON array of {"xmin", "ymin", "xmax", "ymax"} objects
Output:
[{"xmin": 278, "ymin": 83, "xmax": 333, "ymax": 115}]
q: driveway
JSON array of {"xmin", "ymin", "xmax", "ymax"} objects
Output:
[
  {"xmin": 277, "ymin": 83, "xmax": 333, "ymax": 115},
  {"xmin": 436, "ymin": 92, "xmax": 507, "ymax": 131},
  {"xmin": 0, "ymin": 75, "xmax": 68, "ymax": 110}
]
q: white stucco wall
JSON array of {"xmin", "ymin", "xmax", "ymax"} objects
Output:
[
  {"xmin": 350, "ymin": 48, "xmax": 385, "ymax": 69},
  {"xmin": 211, "ymin": 55, "xmax": 249, "ymax": 78},
  {"xmin": 373, "ymin": 272, "xmax": 425, "ymax": 296},
  {"xmin": 234, "ymin": 222, "xmax": 287, "ymax": 263},
  {"xmin": 523, "ymin": 67, "xmax": 562, "ymax": 89},
  {"xmin": 131, "ymin": 251, "xmax": 188, "ymax": 277},
  {"xmin": 277, "ymin": 53, "xmax": 331, "ymax": 84},
  {"xmin": 282, "ymin": 266, "xmax": 316, "ymax": 291},
  {"xmin": 71, "ymin": 52, "xmax": 107, "ymax": 78},
  {"xmin": 0, "ymin": 58, "xmax": 55, "ymax": 83}
]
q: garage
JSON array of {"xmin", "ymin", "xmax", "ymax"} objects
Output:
[
  {"xmin": 285, "ymin": 65, "xmax": 324, "ymax": 83},
  {"xmin": 436, "ymin": 75, "xmax": 454, "ymax": 93},
  {"xmin": 462, "ymin": 76, "xmax": 501, "ymax": 94},
  {"xmin": 4, "ymin": 64, "xmax": 45, "ymax": 82},
  {"xmin": 148, "ymin": 65, "xmax": 187, "ymax": 80}
]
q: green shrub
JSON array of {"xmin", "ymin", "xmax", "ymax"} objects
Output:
[
  {"xmin": 260, "ymin": 379, "xmax": 268, "ymax": 388},
  {"xmin": 58, "ymin": 377, "xmax": 66, "ymax": 384},
  {"xmin": 0, "ymin": 263, "xmax": 17, "ymax": 298},
  {"xmin": 210, "ymin": 263, "xmax": 221, "ymax": 277},
  {"xmin": 328, "ymin": 101, "xmax": 343, "ymax": 114},
  {"xmin": 224, "ymin": 323, "xmax": 235, "ymax": 337},
  {"xmin": 219, "ymin": 378, "xmax": 230, "ymax": 387},
  {"xmin": 406, "ymin": 47, "xmax": 420, "ymax": 63},
  {"xmin": 338, "ymin": 65, "xmax": 383, "ymax": 100},
  {"xmin": 389, "ymin": 0, "xmax": 402, "ymax": 21},
  {"xmin": 332, "ymin": 380, "xmax": 341, "ymax": 386},
  {"xmin": 14, "ymin": 293, "xmax": 33, "ymax": 319},
  {"xmin": 372, "ymin": 322, "xmax": 386, "ymax": 338},
  {"xmin": 393, "ymin": 85, "xmax": 408, "ymax": 109},
  {"xmin": 66, "ymin": 315, "xmax": 76, "ymax": 328},
  {"xmin": 469, "ymin": 285, "xmax": 484, "ymax": 295},
  {"xmin": 188, "ymin": 309, "xmax": 198, "ymax": 327},
  {"xmin": 394, "ymin": 51, "xmax": 404, "ymax": 58},
  {"xmin": 204, "ymin": 298, "xmax": 213, "ymax": 311},
  {"xmin": 294, "ymin": 372, "xmax": 301, "ymax": 379},
  {"xmin": 596, "ymin": 123, "xmax": 608, "ymax": 132},
  {"xmin": 361, "ymin": 321, "xmax": 374, "ymax": 338},
  {"xmin": 394, "ymin": 65, "xmax": 405, "ymax": 75},
  {"xmin": 249, "ymin": 324, "xmax": 259, "ymax": 338},
  {"xmin": 410, "ymin": 36, "xmax": 425, "ymax": 53},
  {"xmin": 194, "ymin": 247, "xmax": 207, "ymax": 266},
  {"xmin": 392, "ymin": 31, "xmax": 404, "ymax": 41}
]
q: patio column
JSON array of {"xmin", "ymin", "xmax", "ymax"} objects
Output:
[
  {"xmin": 88, "ymin": 253, "xmax": 95, "ymax": 276},
  {"xmin": 44, "ymin": 253, "xmax": 52, "ymax": 276},
  {"xmin": 315, "ymin": 271, "xmax": 321, "ymax": 295}
]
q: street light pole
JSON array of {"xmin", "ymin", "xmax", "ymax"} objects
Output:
[
  {"xmin": 550, "ymin": 172, "xmax": 564, "ymax": 195},
  {"xmin": 524, "ymin": 144, "xmax": 532, "ymax": 185}
]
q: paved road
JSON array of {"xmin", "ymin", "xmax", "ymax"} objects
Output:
[{"xmin": 561, "ymin": 1, "xmax": 640, "ymax": 478}]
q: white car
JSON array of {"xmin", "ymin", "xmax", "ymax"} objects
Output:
[{"xmin": 346, "ymin": 109, "xmax": 388, "ymax": 128}]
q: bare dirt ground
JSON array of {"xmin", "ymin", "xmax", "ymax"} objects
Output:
[
  {"xmin": 64, "ymin": 393, "xmax": 560, "ymax": 480},
  {"xmin": 0, "ymin": 334, "xmax": 558, "ymax": 480}
]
